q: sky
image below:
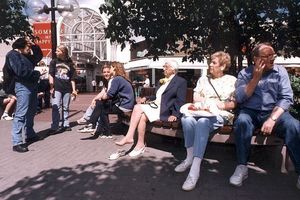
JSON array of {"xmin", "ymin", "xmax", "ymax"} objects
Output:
[{"xmin": 43, "ymin": 0, "xmax": 104, "ymax": 10}]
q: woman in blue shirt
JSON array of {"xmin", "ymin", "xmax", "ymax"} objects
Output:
[{"xmin": 78, "ymin": 62, "xmax": 135, "ymax": 138}]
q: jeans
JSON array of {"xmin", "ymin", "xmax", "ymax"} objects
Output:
[
  {"xmin": 83, "ymin": 105, "xmax": 94, "ymax": 121},
  {"xmin": 234, "ymin": 108, "xmax": 300, "ymax": 174},
  {"xmin": 51, "ymin": 91, "xmax": 71, "ymax": 130},
  {"xmin": 88, "ymin": 100, "xmax": 123, "ymax": 134},
  {"xmin": 12, "ymin": 82, "xmax": 38, "ymax": 145},
  {"xmin": 181, "ymin": 115, "xmax": 224, "ymax": 158}
]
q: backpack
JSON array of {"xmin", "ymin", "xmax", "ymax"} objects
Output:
[{"xmin": 2, "ymin": 60, "xmax": 15, "ymax": 95}]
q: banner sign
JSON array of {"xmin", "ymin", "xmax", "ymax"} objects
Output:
[{"xmin": 33, "ymin": 22, "xmax": 52, "ymax": 57}]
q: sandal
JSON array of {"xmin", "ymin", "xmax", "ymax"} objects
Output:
[{"xmin": 108, "ymin": 150, "xmax": 127, "ymax": 160}]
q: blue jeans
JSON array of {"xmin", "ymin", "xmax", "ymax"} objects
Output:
[
  {"xmin": 234, "ymin": 108, "xmax": 300, "ymax": 174},
  {"xmin": 83, "ymin": 105, "xmax": 94, "ymax": 121},
  {"xmin": 51, "ymin": 91, "xmax": 71, "ymax": 130},
  {"xmin": 181, "ymin": 115, "xmax": 224, "ymax": 158},
  {"xmin": 12, "ymin": 82, "xmax": 38, "ymax": 145}
]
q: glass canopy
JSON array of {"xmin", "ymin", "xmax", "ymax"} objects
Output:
[{"xmin": 59, "ymin": 7, "xmax": 107, "ymax": 64}]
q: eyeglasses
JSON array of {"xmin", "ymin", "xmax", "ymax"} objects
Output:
[{"xmin": 259, "ymin": 54, "xmax": 277, "ymax": 60}]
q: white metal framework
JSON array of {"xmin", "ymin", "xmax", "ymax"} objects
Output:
[{"xmin": 59, "ymin": 8, "xmax": 107, "ymax": 63}]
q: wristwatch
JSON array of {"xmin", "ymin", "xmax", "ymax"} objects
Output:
[{"xmin": 270, "ymin": 115, "xmax": 277, "ymax": 122}]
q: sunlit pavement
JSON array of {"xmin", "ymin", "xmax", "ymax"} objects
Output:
[{"xmin": 0, "ymin": 93, "xmax": 299, "ymax": 200}]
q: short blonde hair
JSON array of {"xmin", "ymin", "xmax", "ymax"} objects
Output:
[{"xmin": 211, "ymin": 51, "xmax": 231, "ymax": 70}]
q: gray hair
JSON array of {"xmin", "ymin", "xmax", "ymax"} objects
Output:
[
  {"xmin": 165, "ymin": 60, "xmax": 179, "ymax": 73},
  {"xmin": 252, "ymin": 42, "xmax": 273, "ymax": 57}
]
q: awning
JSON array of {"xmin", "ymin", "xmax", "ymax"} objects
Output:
[
  {"xmin": 242, "ymin": 56, "xmax": 300, "ymax": 67},
  {"xmin": 124, "ymin": 57, "xmax": 208, "ymax": 71},
  {"xmin": 274, "ymin": 56, "xmax": 300, "ymax": 67}
]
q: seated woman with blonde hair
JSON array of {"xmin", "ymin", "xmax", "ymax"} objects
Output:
[
  {"xmin": 175, "ymin": 51, "xmax": 237, "ymax": 191},
  {"xmin": 115, "ymin": 60, "xmax": 187, "ymax": 157}
]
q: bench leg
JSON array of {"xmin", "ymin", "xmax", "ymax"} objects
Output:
[
  {"xmin": 281, "ymin": 146, "xmax": 288, "ymax": 173},
  {"xmin": 280, "ymin": 145, "xmax": 295, "ymax": 173}
]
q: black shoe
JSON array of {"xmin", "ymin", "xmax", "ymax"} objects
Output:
[
  {"xmin": 13, "ymin": 144, "xmax": 29, "ymax": 153},
  {"xmin": 47, "ymin": 128, "xmax": 60, "ymax": 135},
  {"xmin": 80, "ymin": 131, "xmax": 101, "ymax": 140},
  {"xmin": 55, "ymin": 126, "xmax": 70, "ymax": 133},
  {"xmin": 25, "ymin": 136, "xmax": 40, "ymax": 143},
  {"xmin": 47, "ymin": 129, "xmax": 56, "ymax": 134},
  {"xmin": 64, "ymin": 126, "xmax": 72, "ymax": 131}
]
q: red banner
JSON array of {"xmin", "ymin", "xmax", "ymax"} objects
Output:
[{"xmin": 33, "ymin": 22, "xmax": 52, "ymax": 57}]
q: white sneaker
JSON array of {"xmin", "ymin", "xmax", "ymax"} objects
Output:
[
  {"xmin": 77, "ymin": 124, "xmax": 95, "ymax": 133},
  {"xmin": 174, "ymin": 160, "xmax": 192, "ymax": 173},
  {"xmin": 1, "ymin": 114, "xmax": 13, "ymax": 120},
  {"xmin": 106, "ymin": 135, "xmax": 113, "ymax": 139},
  {"xmin": 77, "ymin": 117, "xmax": 87, "ymax": 125},
  {"xmin": 297, "ymin": 175, "xmax": 300, "ymax": 190},
  {"xmin": 182, "ymin": 175, "xmax": 199, "ymax": 191},
  {"xmin": 229, "ymin": 165, "xmax": 248, "ymax": 186}
]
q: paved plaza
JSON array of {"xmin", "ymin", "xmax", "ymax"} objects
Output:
[{"xmin": 0, "ymin": 93, "xmax": 299, "ymax": 200}]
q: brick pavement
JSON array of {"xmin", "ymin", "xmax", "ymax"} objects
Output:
[{"xmin": 0, "ymin": 93, "xmax": 299, "ymax": 200}]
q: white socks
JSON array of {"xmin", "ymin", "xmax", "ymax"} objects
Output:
[
  {"xmin": 189, "ymin": 157, "xmax": 202, "ymax": 179},
  {"xmin": 184, "ymin": 147, "xmax": 202, "ymax": 178},
  {"xmin": 185, "ymin": 147, "xmax": 194, "ymax": 164}
]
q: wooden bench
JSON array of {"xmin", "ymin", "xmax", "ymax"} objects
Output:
[{"xmin": 119, "ymin": 87, "xmax": 293, "ymax": 173}]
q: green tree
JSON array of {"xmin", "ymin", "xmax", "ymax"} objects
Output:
[
  {"xmin": 0, "ymin": 0, "xmax": 32, "ymax": 44},
  {"xmin": 289, "ymin": 73, "xmax": 300, "ymax": 120},
  {"xmin": 100, "ymin": 0, "xmax": 300, "ymax": 74}
]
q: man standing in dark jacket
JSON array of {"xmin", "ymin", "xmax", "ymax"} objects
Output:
[{"xmin": 3, "ymin": 37, "xmax": 43, "ymax": 152}]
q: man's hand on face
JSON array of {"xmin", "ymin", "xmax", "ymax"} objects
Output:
[{"xmin": 253, "ymin": 58, "xmax": 265, "ymax": 81}]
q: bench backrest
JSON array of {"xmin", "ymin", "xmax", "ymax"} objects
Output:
[{"xmin": 140, "ymin": 87, "xmax": 194, "ymax": 103}]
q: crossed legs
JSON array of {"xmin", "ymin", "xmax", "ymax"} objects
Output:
[{"xmin": 115, "ymin": 104, "xmax": 148, "ymax": 149}]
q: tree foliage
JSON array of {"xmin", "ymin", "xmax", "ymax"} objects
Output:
[
  {"xmin": 0, "ymin": 0, "xmax": 32, "ymax": 44},
  {"xmin": 100, "ymin": 0, "xmax": 300, "ymax": 73},
  {"xmin": 289, "ymin": 73, "xmax": 300, "ymax": 120}
]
